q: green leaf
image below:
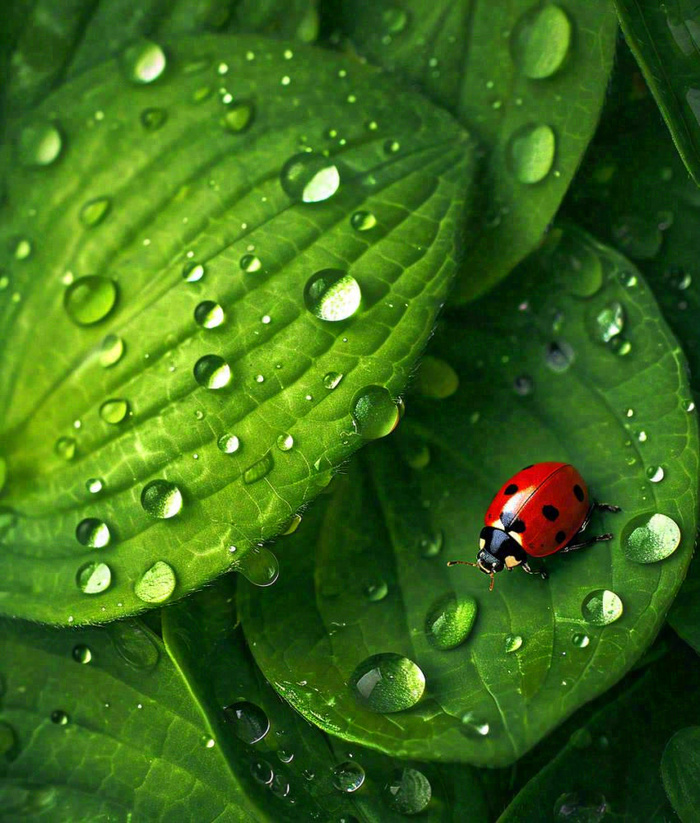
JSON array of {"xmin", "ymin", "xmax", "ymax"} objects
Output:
[
  {"xmin": 162, "ymin": 576, "xmax": 491, "ymax": 822},
  {"xmin": 662, "ymin": 726, "xmax": 700, "ymax": 823},
  {"xmin": 0, "ymin": 616, "xmax": 258, "ymax": 821},
  {"xmin": 0, "ymin": 34, "xmax": 476, "ymax": 625},
  {"xmin": 499, "ymin": 639, "xmax": 700, "ymax": 822},
  {"xmin": 334, "ymin": 0, "xmax": 618, "ymax": 302},
  {"xmin": 239, "ymin": 226, "xmax": 698, "ymax": 766},
  {"xmin": 613, "ymin": 0, "xmax": 700, "ymax": 186}
]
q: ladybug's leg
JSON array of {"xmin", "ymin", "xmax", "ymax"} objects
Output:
[
  {"xmin": 560, "ymin": 533, "xmax": 613, "ymax": 553},
  {"xmin": 594, "ymin": 502, "xmax": 622, "ymax": 513},
  {"xmin": 521, "ymin": 562, "xmax": 549, "ymax": 581}
]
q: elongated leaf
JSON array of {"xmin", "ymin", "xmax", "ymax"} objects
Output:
[
  {"xmin": 0, "ymin": 34, "xmax": 476, "ymax": 625},
  {"xmin": 499, "ymin": 639, "xmax": 700, "ymax": 822},
  {"xmin": 614, "ymin": 0, "xmax": 700, "ymax": 186},
  {"xmin": 662, "ymin": 726, "xmax": 700, "ymax": 823},
  {"xmin": 0, "ymin": 617, "xmax": 258, "ymax": 821},
  {"xmin": 335, "ymin": 0, "xmax": 618, "ymax": 301},
  {"xmin": 239, "ymin": 227, "xmax": 698, "ymax": 766},
  {"xmin": 162, "ymin": 577, "xmax": 490, "ymax": 822}
]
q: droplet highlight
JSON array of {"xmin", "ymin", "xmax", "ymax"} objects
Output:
[
  {"xmin": 193, "ymin": 355, "xmax": 231, "ymax": 389},
  {"xmin": 141, "ymin": 480, "xmax": 183, "ymax": 519},
  {"xmin": 304, "ymin": 269, "xmax": 362, "ymax": 321},
  {"xmin": 622, "ymin": 513, "xmax": 681, "ymax": 564},
  {"xmin": 134, "ymin": 561, "xmax": 177, "ymax": 603},
  {"xmin": 581, "ymin": 590, "xmax": 623, "ymax": 626},
  {"xmin": 280, "ymin": 152, "xmax": 340, "ymax": 203}
]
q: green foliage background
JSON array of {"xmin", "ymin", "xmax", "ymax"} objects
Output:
[{"xmin": 1, "ymin": 1, "xmax": 700, "ymax": 821}]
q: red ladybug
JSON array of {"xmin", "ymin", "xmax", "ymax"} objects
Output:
[{"xmin": 448, "ymin": 462, "xmax": 620, "ymax": 590}]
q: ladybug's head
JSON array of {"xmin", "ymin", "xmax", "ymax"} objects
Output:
[{"xmin": 447, "ymin": 527, "xmax": 522, "ymax": 591}]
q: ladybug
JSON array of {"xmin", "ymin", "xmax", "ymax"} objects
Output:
[{"xmin": 448, "ymin": 462, "xmax": 621, "ymax": 590}]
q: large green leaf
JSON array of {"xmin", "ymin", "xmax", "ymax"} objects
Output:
[
  {"xmin": 239, "ymin": 226, "xmax": 698, "ymax": 767},
  {"xmin": 613, "ymin": 0, "xmax": 700, "ymax": 186},
  {"xmin": 498, "ymin": 638, "xmax": 700, "ymax": 822},
  {"xmin": 0, "ymin": 616, "xmax": 258, "ymax": 821},
  {"xmin": 0, "ymin": 34, "xmax": 476, "ymax": 625},
  {"xmin": 334, "ymin": 0, "xmax": 618, "ymax": 302},
  {"xmin": 162, "ymin": 576, "xmax": 491, "ymax": 822}
]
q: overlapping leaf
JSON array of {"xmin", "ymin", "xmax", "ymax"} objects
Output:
[
  {"xmin": 239, "ymin": 227, "xmax": 698, "ymax": 766},
  {"xmin": 334, "ymin": 0, "xmax": 618, "ymax": 301},
  {"xmin": 0, "ymin": 34, "xmax": 476, "ymax": 625}
]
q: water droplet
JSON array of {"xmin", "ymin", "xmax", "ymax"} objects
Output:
[
  {"xmin": 122, "ymin": 39, "xmax": 166, "ymax": 84},
  {"xmin": 646, "ymin": 465, "xmax": 665, "ymax": 483},
  {"xmin": 242, "ymin": 452, "xmax": 274, "ymax": 484},
  {"xmin": 384, "ymin": 139, "xmax": 401, "ymax": 154},
  {"xmin": 382, "ymin": 6, "xmax": 409, "ymax": 34},
  {"xmin": 280, "ymin": 152, "xmax": 340, "ymax": 202},
  {"xmin": 194, "ymin": 301, "xmax": 225, "ymax": 329},
  {"xmin": 348, "ymin": 653, "xmax": 425, "ymax": 712},
  {"xmin": 183, "ymin": 261, "xmax": 205, "ymax": 282},
  {"xmin": 554, "ymin": 791, "xmax": 609, "ymax": 822},
  {"xmin": 18, "ymin": 121, "xmax": 63, "ymax": 167},
  {"xmin": 505, "ymin": 634, "xmax": 523, "ymax": 653},
  {"xmin": 222, "ymin": 101, "xmax": 255, "ymax": 133},
  {"xmin": 622, "ymin": 513, "xmax": 681, "ymax": 564},
  {"xmin": 364, "ymin": 579, "xmax": 389, "ymax": 602},
  {"xmin": 572, "ymin": 633, "xmax": 590, "ymax": 648},
  {"xmin": 419, "ymin": 529, "xmax": 443, "ymax": 557},
  {"xmin": 72, "ymin": 645, "xmax": 92, "ymax": 664},
  {"xmin": 612, "ymin": 215, "xmax": 662, "ymax": 260},
  {"xmin": 332, "ymin": 761, "xmax": 365, "ymax": 793},
  {"xmin": 511, "ymin": 5, "xmax": 571, "ymax": 79},
  {"xmin": 514, "ymin": 375, "xmax": 534, "ymax": 395},
  {"xmin": 99, "ymin": 398, "xmax": 129, "ymax": 424},
  {"xmin": 218, "ymin": 434, "xmax": 240, "ymax": 454},
  {"xmin": 251, "ymin": 760, "xmax": 274, "ymax": 785},
  {"xmin": 581, "ymin": 590, "xmax": 623, "ymax": 625},
  {"xmin": 64, "ymin": 276, "xmax": 118, "ymax": 325},
  {"xmin": 12, "ymin": 237, "xmax": 32, "ymax": 260},
  {"xmin": 591, "ymin": 301, "xmax": 625, "ymax": 343},
  {"xmin": 141, "ymin": 107, "xmax": 168, "ymax": 131},
  {"xmin": 113, "ymin": 622, "xmax": 160, "ymax": 670},
  {"xmin": 304, "ymin": 269, "xmax": 362, "ymax": 321},
  {"xmin": 55, "ymin": 436, "xmax": 76, "ymax": 460},
  {"xmin": 350, "ymin": 210, "xmax": 377, "ymax": 231},
  {"xmin": 384, "ymin": 768, "xmax": 432, "ymax": 815},
  {"xmin": 76, "ymin": 561, "xmax": 112, "ymax": 594},
  {"xmin": 415, "ymin": 356, "xmax": 459, "ymax": 399},
  {"xmin": 323, "ymin": 371, "xmax": 344, "ymax": 390},
  {"xmin": 193, "ymin": 354, "xmax": 232, "ymax": 389},
  {"xmin": 134, "ymin": 561, "xmax": 176, "ymax": 603},
  {"xmin": 270, "ymin": 774, "xmax": 290, "ymax": 798},
  {"xmin": 569, "ymin": 728, "xmax": 593, "ymax": 749},
  {"xmin": 80, "ymin": 197, "xmax": 111, "ymax": 228},
  {"xmin": 461, "ymin": 711, "xmax": 490, "ymax": 737},
  {"xmin": 235, "ymin": 546, "xmax": 279, "ymax": 586},
  {"xmin": 508, "ymin": 124, "xmax": 556, "ymax": 184},
  {"xmin": 240, "ymin": 253, "xmax": 262, "ymax": 273},
  {"xmin": 282, "ymin": 513, "xmax": 302, "ymax": 535},
  {"xmin": 351, "ymin": 386, "xmax": 399, "ymax": 439},
  {"xmin": 50, "ymin": 710, "xmax": 69, "ymax": 726},
  {"xmin": 98, "ymin": 334, "xmax": 125, "ymax": 367},
  {"xmin": 254, "ymin": 374, "xmax": 265, "ymax": 384},
  {"xmin": 425, "ymin": 593, "xmax": 477, "ymax": 650},
  {"xmin": 224, "ymin": 701, "xmax": 270, "ymax": 744},
  {"xmin": 276, "ymin": 433, "xmax": 294, "ymax": 451},
  {"xmin": 141, "ymin": 480, "xmax": 183, "ymax": 519},
  {"xmin": 545, "ymin": 340, "xmax": 574, "ymax": 372},
  {"xmin": 277, "ymin": 749, "xmax": 294, "ymax": 763},
  {"xmin": 76, "ymin": 518, "xmax": 111, "ymax": 548}
]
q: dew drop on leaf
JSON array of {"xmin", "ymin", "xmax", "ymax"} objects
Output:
[
  {"xmin": 17, "ymin": 121, "xmax": 63, "ymax": 167},
  {"xmin": 581, "ymin": 590, "xmax": 623, "ymax": 625},
  {"xmin": 505, "ymin": 634, "xmax": 523, "ymax": 653},
  {"xmin": 242, "ymin": 453, "xmax": 274, "ymax": 485},
  {"xmin": 183, "ymin": 261, "xmax": 205, "ymax": 282},
  {"xmin": 508, "ymin": 124, "xmax": 556, "ymax": 184},
  {"xmin": 134, "ymin": 560, "xmax": 177, "ymax": 603},
  {"xmin": 323, "ymin": 371, "xmax": 344, "ymax": 390},
  {"xmin": 364, "ymin": 579, "xmax": 389, "ymax": 602},
  {"xmin": 332, "ymin": 761, "xmax": 365, "ymax": 793},
  {"xmin": 55, "ymin": 436, "xmax": 76, "ymax": 460},
  {"xmin": 98, "ymin": 334, "xmax": 125, "ymax": 367},
  {"xmin": 510, "ymin": 5, "xmax": 571, "ymax": 79},
  {"xmin": 223, "ymin": 700, "xmax": 270, "ymax": 744},
  {"xmin": 12, "ymin": 237, "xmax": 32, "ymax": 260},
  {"xmin": 460, "ymin": 711, "xmax": 490, "ymax": 738},
  {"xmin": 348, "ymin": 653, "xmax": 425, "ymax": 712},
  {"xmin": 240, "ymin": 253, "xmax": 262, "ymax": 273},
  {"xmin": 140, "ymin": 480, "xmax": 183, "ymax": 519},
  {"xmin": 545, "ymin": 340, "xmax": 574, "ymax": 372},
  {"xmin": 193, "ymin": 355, "xmax": 231, "ymax": 389},
  {"xmin": 553, "ymin": 791, "xmax": 609, "ymax": 822},
  {"xmin": 425, "ymin": 593, "xmax": 477, "ymax": 650},
  {"xmin": 304, "ymin": 269, "xmax": 362, "ymax": 321},
  {"xmin": 234, "ymin": 546, "xmax": 279, "ymax": 586},
  {"xmin": 217, "ymin": 434, "xmax": 240, "ymax": 454},
  {"xmin": 122, "ymin": 39, "xmax": 167, "ymax": 84},
  {"xmin": 572, "ymin": 633, "xmax": 590, "ymax": 648},
  {"xmin": 99, "ymin": 398, "xmax": 129, "ymax": 424},
  {"xmin": 622, "ymin": 513, "xmax": 681, "ymax": 563},
  {"xmin": 276, "ymin": 433, "xmax": 294, "ymax": 452},
  {"xmin": 383, "ymin": 767, "xmax": 432, "ymax": 815},
  {"xmin": 140, "ymin": 107, "xmax": 168, "ymax": 131},
  {"xmin": 351, "ymin": 386, "xmax": 399, "ymax": 439},
  {"xmin": 194, "ymin": 301, "xmax": 225, "ymax": 329},
  {"xmin": 112, "ymin": 622, "xmax": 159, "ymax": 670},
  {"xmin": 590, "ymin": 301, "xmax": 625, "ymax": 343},
  {"xmin": 79, "ymin": 197, "xmax": 111, "ymax": 228},
  {"xmin": 76, "ymin": 518, "xmax": 111, "ymax": 548},
  {"xmin": 71, "ymin": 645, "xmax": 92, "ymax": 664},
  {"xmin": 222, "ymin": 101, "xmax": 255, "ymax": 133},
  {"xmin": 50, "ymin": 710, "xmax": 69, "ymax": 726},
  {"xmin": 350, "ymin": 210, "xmax": 377, "ymax": 231},
  {"xmin": 418, "ymin": 529, "xmax": 443, "ymax": 557},
  {"xmin": 384, "ymin": 139, "xmax": 401, "ymax": 154},
  {"xmin": 414, "ymin": 356, "xmax": 459, "ymax": 399},
  {"xmin": 270, "ymin": 774, "xmax": 290, "ymax": 798},
  {"xmin": 250, "ymin": 760, "xmax": 274, "ymax": 784},
  {"xmin": 76, "ymin": 561, "xmax": 112, "ymax": 594},
  {"xmin": 280, "ymin": 152, "xmax": 340, "ymax": 202},
  {"xmin": 64, "ymin": 276, "xmax": 118, "ymax": 326},
  {"xmin": 646, "ymin": 465, "xmax": 665, "ymax": 483}
]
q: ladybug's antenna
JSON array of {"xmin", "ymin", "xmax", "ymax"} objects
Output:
[{"xmin": 446, "ymin": 560, "xmax": 496, "ymax": 592}]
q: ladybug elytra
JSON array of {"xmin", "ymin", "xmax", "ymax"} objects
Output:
[{"xmin": 448, "ymin": 462, "xmax": 621, "ymax": 590}]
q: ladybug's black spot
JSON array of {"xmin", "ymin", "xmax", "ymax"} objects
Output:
[
  {"xmin": 504, "ymin": 483, "xmax": 518, "ymax": 495},
  {"xmin": 510, "ymin": 518, "xmax": 526, "ymax": 533},
  {"xmin": 542, "ymin": 505, "xmax": 560, "ymax": 521},
  {"xmin": 573, "ymin": 484, "xmax": 584, "ymax": 502},
  {"xmin": 555, "ymin": 530, "xmax": 566, "ymax": 544}
]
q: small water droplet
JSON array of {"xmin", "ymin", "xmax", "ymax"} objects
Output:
[
  {"xmin": 581, "ymin": 590, "xmax": 623, "ymax": 625},
  {"xmin": 280, "ymin": 152, "xmax": 340, "ymax": 203},
  {"xmin": 352, "ymin": 386, "xmax": 399, "ymax": 439},
  {"xmin": 591, "ymin": 301, "xmax": 625, "ymax": 343},
  {"xmin": 332, "ymin": 761, "xmax": 365, "ymax": 793},
  {"xmin": 505, "ymin": 634, "xmax": 523, "ymax": 653},
  {"xmin": 461, "ymin": 711, "xmax": 490, "ymax": 737},
  {"xmin": 304, "ymin": 269, "xmax": 362, "ymax": 321},
  {"xmin": 251, "ymin": 760, "xmax": 274, "ymax": 785},
  {"xmin": 545, "ymin": 340, "xmax": 574, "ymax": 372},
  {"xmin": 76, "ymin": 561, "xmax": 112, "ymax": 594},
  {"xmin": 511, "ymin": 5, "xmax": 571, "ymax": 79},
  {"xmin": 98, "ymin": 334, "xmax": 125, "ymax": 367},
  {"xmin": 55, "ymin": 436, "xmax": 76, "ymax": 460},
  {"xmin": 134, "ymin": 561, "xmax": 177, "ymax": 603},
  {"xmin": 350, "ymin": 210, "xmax": 377, "ymax": 231},
  {"xmin": 364, "ymin": 579, "xmax": 389, "ymax": 601},
  {"xmin": 384, "ymin": 139, "xmax": 401, "ymax": 154},
  {"xmin": 382, "ymin": 6, "xmax": 409, "ymax": 34},
  {"xmin": 646, "ymin": 465, "xmax": 665, "ymax": 483},
  {"xmin": 99, "ymin": 398, "xmax": 129, "ymax": 424},
  {"xmin": 112, "ymin": 622, "xmax": 160, "ymax": 670},
  {"xmin": 425, "ymin": 593, "xmax": 477, "ymax": 650},
  {"xmin": 235, "ymin": 546, "xmax": 279, "ymax": 586},
  {"xmin": 64, "ymin": 276, "xmax": 118, "ymax": 325},
  {"xmin": 50, "ymin": 710, "xmax": 69, "ymax": 726},
  {"xmin": 12, "ymin": 237, "xmax": 32, "ymax": 260},
  {"xmin": 508, "ymin": 124, "xmax": 556, "ymax": 184},
  {"xmin": 193, "ymin": 354, "xmax": 232, "ymax": 389},
  {"xmin": 218, "ymin": 434, "xmax": 240, "ymax": 454},
  {"xmin": 513, "ymin": 375, "xmax": 534, "ymax": 395},
  {"xmin": 141, "ymin": 480, "xmax": 183, "ymax": 519},
  {"xmin": 72, "ymin": 644, "xmax": 92, "ymax": 664},
  {"xmin": 622, "ymin": 513, "xmax": 681, "ymax": 564},
  {"xmin": 277, "ymin": 749, "xmax": 294, "ymax": 764},
  {"xmin": 122, "ymin": 39, "xmax": 167, "ymax": 84},
  {"xmin": 18, "ymin": 121, "xmax": 63, "ymax": 167},
  {"xmin": 415, "ymin": 356, "xmax": 459, "ymax": 399},
  {"xmin": 141, "ymin": 107, "xmax": 168, "ymax": 131},
  {"xmin": 242, "ymin": 452, "xmax": 274, "ymax": 485},
  {"xmin": 240, "ymin": 253, "xmax": 262, "ymax": 273},
  {"xmin": 384, "ymin": 767, "xmax": 432, "ymax": 815},
  {"xmin": 79, "ymin": 197, "xmax": 111, "ymax": 228},
  {"xmin": 612, "ymin": 215, "xmax": 662, "ymax": 260},
  {"xmin": 276, "ymin": 433, "xmax": 294, "ymax": 451},
  {"xmin": 419, "ymin": 529, "xmax": 443, "ymax": 557},
  {"xmin": 270, "ymin": 774, "xmax": 290, "ymax": 798},
  {"xmin": 194, "ymin": 301, "xmax": 225, "ymax": 329},
  {"xmin": 183, "ymin": 261, "xmax": 205, "ymax": 282},
  {"xmin": 223, "ymin": 700, "xmax": 270, "ymax": 744},
  {"xmin": 349, "ymin": 653, "xmax": 425, "ymax": 712},
  {"xmin": 572, "ymin": 633, "xmax": 590, "ymax": 648},
  {"xmin": 76, "ymin": 518, "xmax": 111, "ymax": 548},
  {"xmin": 222, "ymin": 101, "xmax": 255, "ymax": 133},
  {"xmin": 323, "ymin": 371, "xmax": 344, "ymax": 390}
]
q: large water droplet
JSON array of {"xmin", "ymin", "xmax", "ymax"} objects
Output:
[
  {"xmin": 194, "ymin": 301, "xmax": 225, "ymax": 329},
  {"xmin": 425, "ymin": 593, "xmax": 477, "ymax": 650},
  {"xmin": 224, "ymin": 701, "xmax": 270, "ymax": 744},
  {"xmin": 141, "ymin": 107, "xmax": 168, "ymax": 131},
  {"xmin": 622, "ymin": 513, "xmax": 681, "ymax": 563},
  {"xmin": 280, "ymin": 152, "xmax": 340, "ymax": 202},
  {"xmin": 349, "ymin": 653, "xmax": 425, "ymax": 712},
  {"xmin": 508, "ymin": 124, "xmax": 556, "ymax": 184},
  {"xmin": 18, "ymin": 122, "xmax": 63, "ymax": 167},
  {"xmin": 134, "ymin": 561, "xmax": 176, "ymax": 603},
  {"xmin": 304, "ymin": 269, "xmax": 362, "ymax": 321},
  {"xmin": 183, "ymin": 261, "xmax": 205, "ymax": 282},
  {"xmin": 350, "ymin": 210, "xmax": 377, "ymax": 231},
  {"xmin": 352, "ymin": 386, "xmax": 399, "ymax": 439},
  {"xmin": 113, "ymin": 622, "xmax": 160, "ymax": 670},
  {"xmin": 141, "ymin": 480, "xmax": 183, "ymax": 519},
  {"xmin": 415, "ymin": 356, "xmax": 459, "ymax": 399},
  {"xmin": 242, "ymin": 452, "xmax": 274, "ymax": 485},
  {"xmin": 76, "ymin": 561, "xmax": 112, "ymax": 594},
  {"xmin": 581, "ymin": 590, "xmax": 623, "ymax": 625},
  {"xmin": 553, "ymin": 791, "xmax": 609, "ymax": 822},
  {"xmin": 55, "ymin": 436, "xmax": 76, "ymax": 460},
  {"xmin": 511, "ymin": 5, "xmax": 571, "ymax": 79},
  {"xmin": 64, "ymin": 276, "xmax": 118, "ymax": 325},
  {"xmin": 234, "ymin": 546, "xmax": 279, "ymax": 586},
  {"xmin": 99, "ymin": 398, "xmax": 129, "ymax": 424},
  {"xmin": 98, "ymin": 334, "xmax": 125, "ymax": 367},
  {"xmin": 76, "ymin": 518, "xmax": 111, "ymax": 548},
  {"xmin": 222, "ymin": 101, "xmax": 255, "ymax": 133},
  {"xmin": 276, "ymin": 433, "xmax": 294, "ymax": 452},
  {"xmin": 332, "ymin": 761, "xmax": 366, "ymax": 793},
  {"xmin": 72, "ymin": 644, "xmax": 92, "ymax": 664},
  {"xmin": 122, "ymin": 39, "xmax": 167, "ymax": 84},
  {"xmin": 80, "ymin": 197, "xmax": 111, "ymax": 228},
  {"xmin": 218, "ymin": 434, "xmax": 240, "ymax": 454},
  {"xmin": 384, "ymin": 768, "xmax": 432, "ymax": 815},
  {"xmin": 323, "ymin": 371, "xmax": 344, "ymax": 390},
  {"xmin": 193, "ymin": 354, "xmax": 232, "ymax": 389}
]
